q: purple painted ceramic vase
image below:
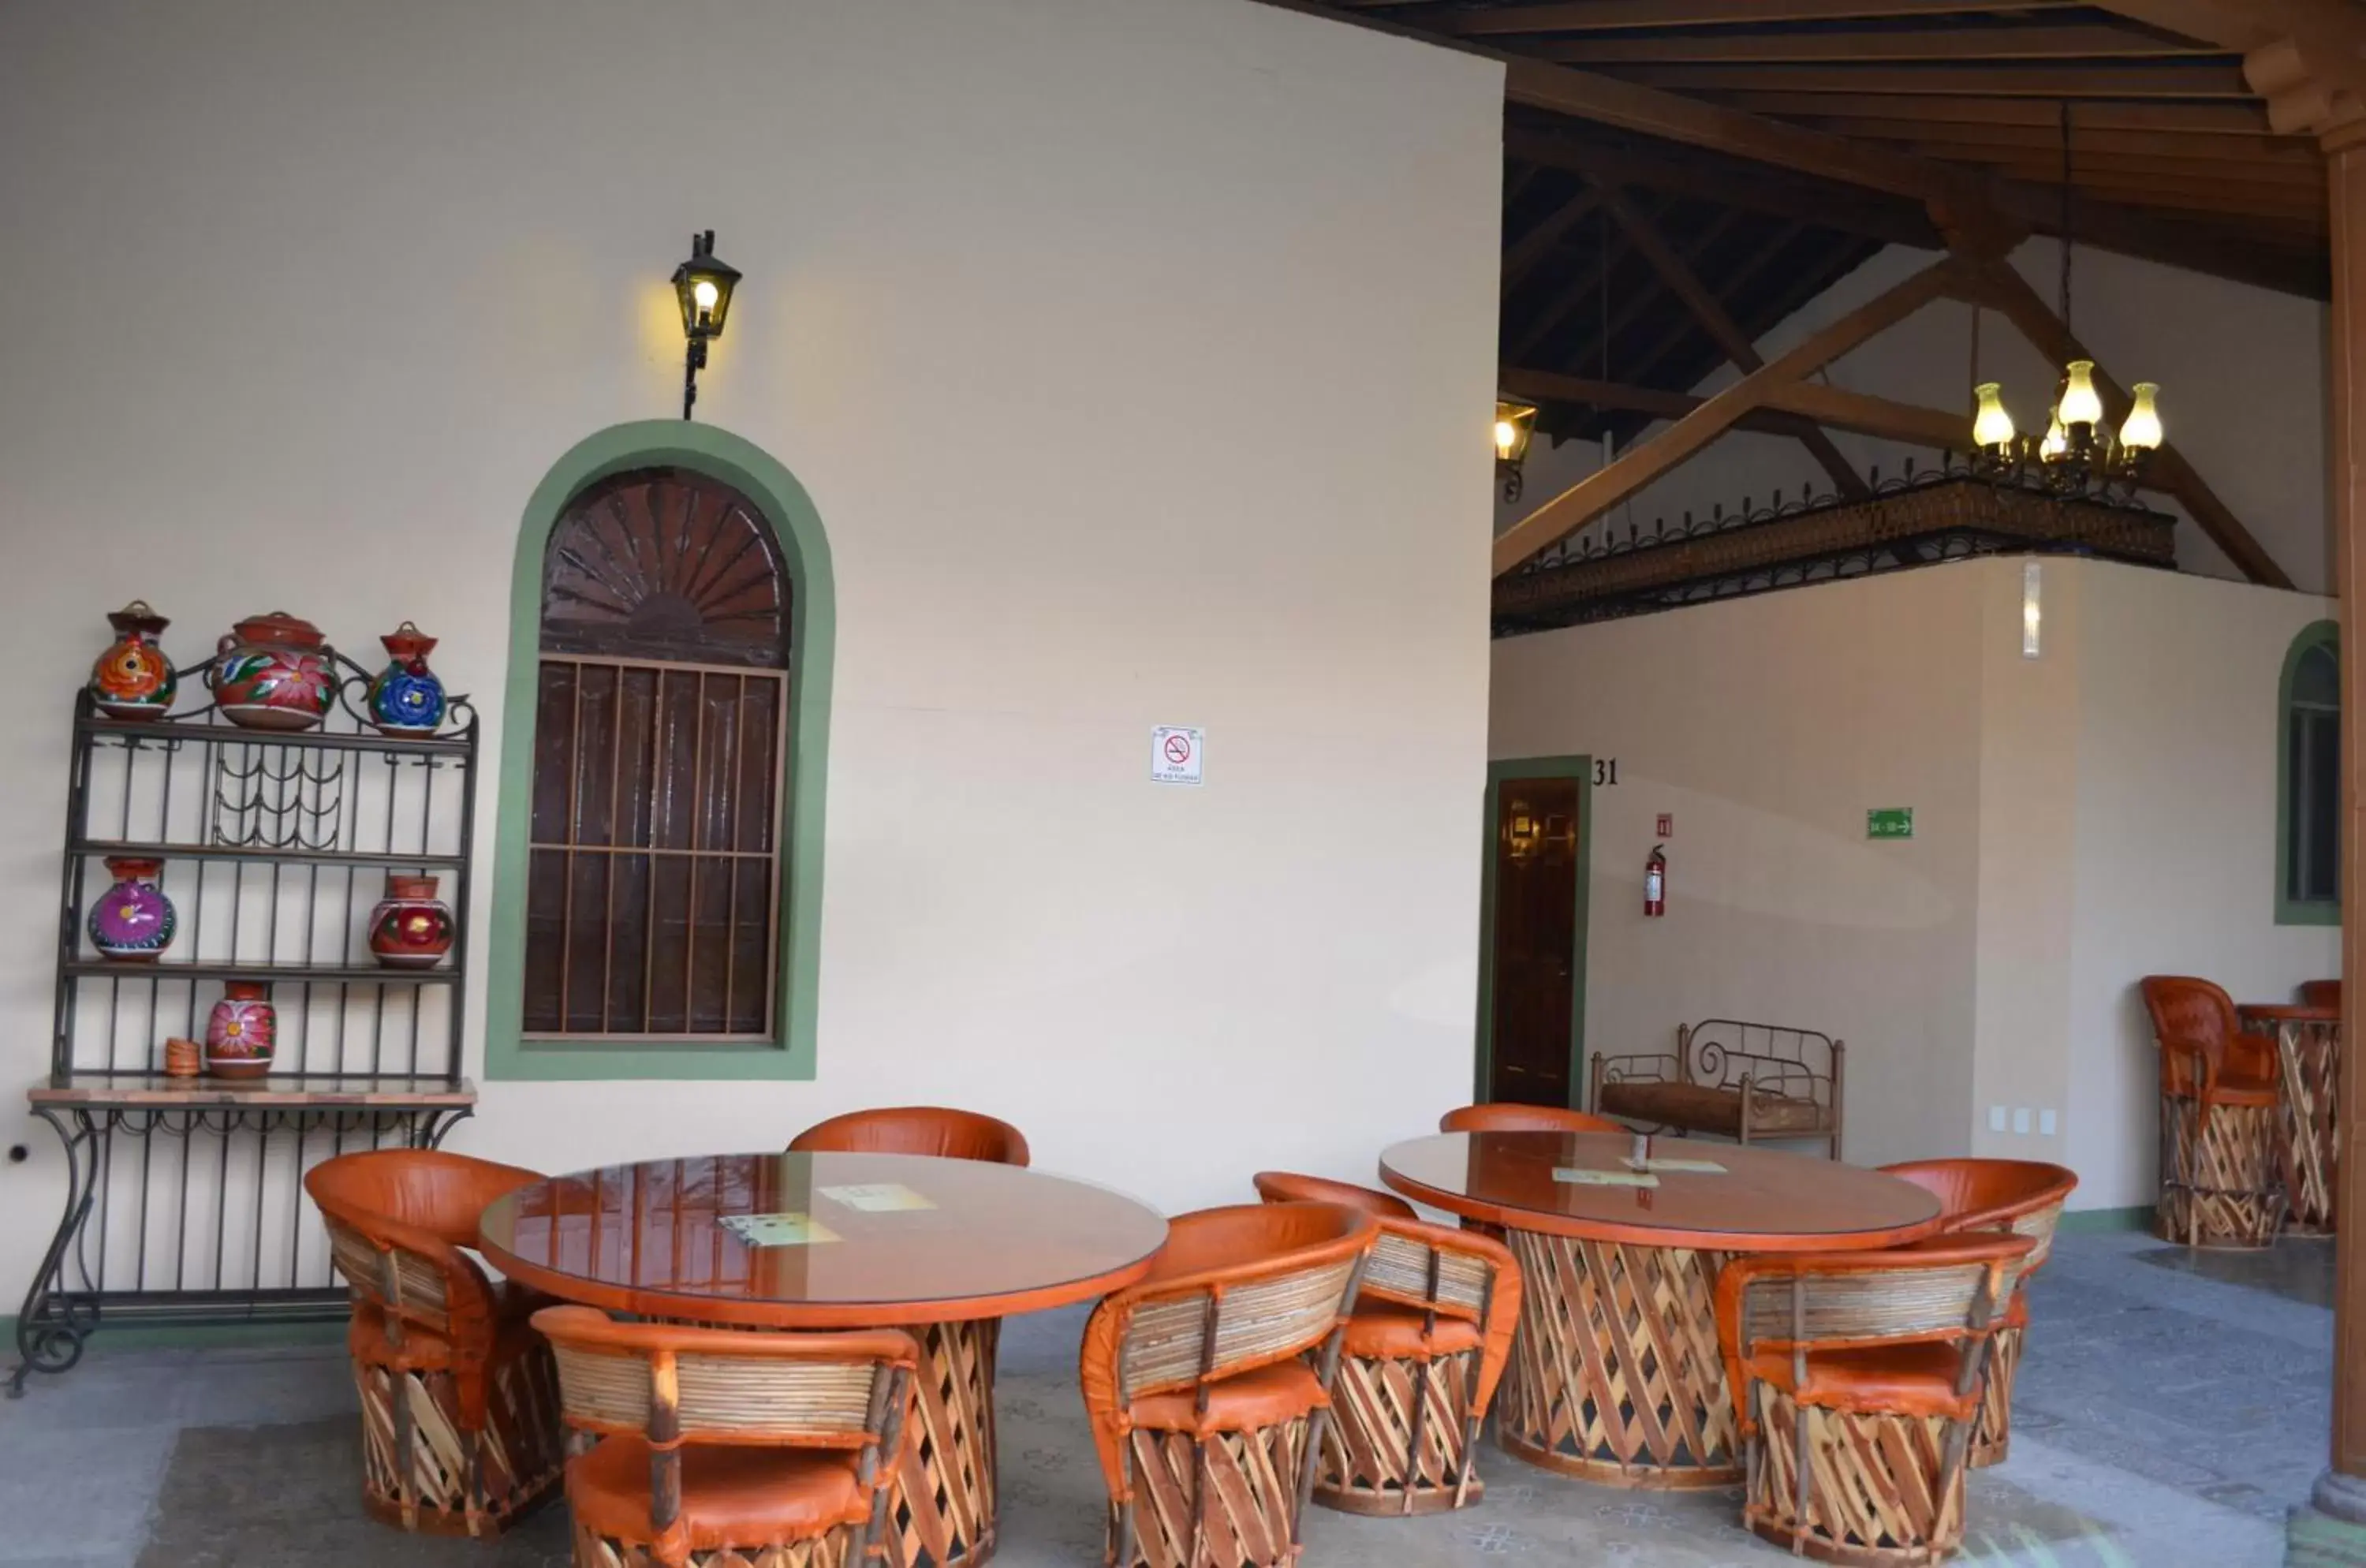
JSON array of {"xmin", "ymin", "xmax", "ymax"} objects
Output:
[{"xmin": 88, "ymin": 857, "xmax": 176, "ymax": 961}]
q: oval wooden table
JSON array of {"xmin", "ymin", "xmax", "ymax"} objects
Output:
[
  {"xmin": 480, "ymin": 1152, "xmax": 1168, "ymax": 1568},
  {"xmin": 1380, "ymin": 1130, "xmax": 1942, "ymax": 1490}
]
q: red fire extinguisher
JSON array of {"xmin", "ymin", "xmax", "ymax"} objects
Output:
[{"xmin": 1644, "ymin": 844, "xmax": 1667, "ymax": 917}]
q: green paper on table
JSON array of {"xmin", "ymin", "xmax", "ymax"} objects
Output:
[
  {"xmin": 1621, "ymin": 1156, "xmax": 1727, "ymax": 1174},
  {"xmin": 719, "ymin": 1211, "xmax": 842, "ymax": 1247},
  {"xmin": 819, "ymin": 1182, "xmax": 936, "ymax": 1213},
  {"xmin": 1554, "ymin": 1166, "xmax": 1659, "ymax": 1189}
]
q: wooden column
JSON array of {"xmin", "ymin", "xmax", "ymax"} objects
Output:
[{"xmin": 2330, "ymin": 116, "xmax": 2366, "ymax": 1505}]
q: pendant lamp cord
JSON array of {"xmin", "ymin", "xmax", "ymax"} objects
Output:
[{"xmin": 2058, "ymin": 99, "xmax": 2073, "ymax": 334}]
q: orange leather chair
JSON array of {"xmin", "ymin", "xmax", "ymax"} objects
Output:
[
  {"xmin": 2302, "ymin": 978, "xmax": 2342, "ymax": 1010},
  {"xmin": 1715, "ymin": 1232, "xmax": 2035, "ymax": 1566},
  {"xmin": 789, "ymin": 1105, "xmax": 1030, "ymax": 1166},
  {"xmin": 1080, "ymin": 1201, "xmax": 1377, "ymax": 1568},
  {"xmin": 2140, "ymin": 976, "xmax": 2284, "ymax": 1248},
  {"xmin": 1438, "ymin": 1103, "xmax": 1625, "ymax": 1136},
  {"xmin": 535, "ymin": 1305, "xmax": 916, "ymax": 1568},
  {"xmin": 1879, "ymin": 1159, "xmax": 2077, "ymax": 1467},
  {"xmin": 1250, "ymin": 1173, "xmax": 1521, "ymax": 1516},
  {"xmin": 304, "ymin": 1148, "xmax": 564, "ymax": 1535}
]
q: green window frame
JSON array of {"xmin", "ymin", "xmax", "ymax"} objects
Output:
[
  {"xmin": 484, "ymin": 421, "xmax": 834, "ymax": 1079},
  {"xmin": 2277, "ymin": 618, "xmax": 2340, "ymax": 927}
]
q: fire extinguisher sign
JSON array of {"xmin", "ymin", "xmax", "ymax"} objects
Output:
[{"xmin": 1867, "ymin": 808, "xmax": 1914, "ymax": 839}]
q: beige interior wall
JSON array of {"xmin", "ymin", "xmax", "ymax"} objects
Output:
[
  {"xmin": 1489, "ymin": 563, "xmax": 1991, "ymax": 1169},
  {"xmin": 0, "ymin": 0, "xmax": 1505, "ymax": 1308},
  {"xmin": 2064, "ymin": 565, "xmax": 2341, "ymax": 1210}
]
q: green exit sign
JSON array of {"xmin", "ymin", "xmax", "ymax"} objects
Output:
[{"xmin": 1868, "ymin": 808, "xmax": 1914, "ymax": 839}]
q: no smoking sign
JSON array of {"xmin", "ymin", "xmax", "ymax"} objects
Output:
[{"xmin": 1151, "ymin": 726, "xmax": 1204, "ymax": 786}]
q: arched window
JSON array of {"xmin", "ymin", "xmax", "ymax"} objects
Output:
[
  {"xmin": 487, "ymin": 422, "xmax": 834, "ymax": 1081},
  {"xmin": 2279, "ymin": 621, "xmax": 2340, "ymax": 925},
  {"xmin": 523, "ymin": 468, "xmax": 791, "ymax": 1037}
]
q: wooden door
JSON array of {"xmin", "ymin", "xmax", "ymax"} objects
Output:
[{"xmin": 1487, "ymin": 777, "xmax": 1583, "ymax": 1107}]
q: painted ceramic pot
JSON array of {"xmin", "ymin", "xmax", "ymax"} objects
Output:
[
  {"xmin": 205, "ymin": 982, "xmax": 276, "ymax": 1079},
  {"xmin": 207, "ymin": 610, "xmax": 331, "ymax": 732},
  {"xmin": 368, "ymin": 874, "xmax": 454, "ymax": 969},
  {"xmin": 88, "ymin": 857, "xmax": 176, "ymax": 961},
  {"xmin": 366, "ymin": 622, "xmax": 447, "ymax": 737},
  {"xmin": 88, "ymin": 601, "xmax": 177, "ymax": 720}
]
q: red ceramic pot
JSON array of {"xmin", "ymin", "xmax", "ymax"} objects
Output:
[
  {"xmin": 369, "ymin": 875, "xmax": 454, "ymax": 969},
  {"xmin": 206, "ymin": 981, "xmax": 276, "ymax": 1079},
  {"xmin": 208, "ymin": 610, "xmax": 331, "ymax": 732}
]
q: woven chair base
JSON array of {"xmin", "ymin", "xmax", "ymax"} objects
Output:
[
  {"xmin": 1748, "ymin": 1392, "xmax": 1966, "ymax": 1568},
  {"xmin": 887, "ymin": 1316, "xmax": 999, "ymax": 1568},
  {"xmin": 1497, "ymin": 1229, "xmax": 1739, "ymax": 1488},
  {"xmin": 573, "ymin": 1517, "xmax": 862, "ymax": 1567},
  {"xmin": 1968, "ymin": 1323, "xmax": 2021, "ymax": 1470},
  {"xmin": 2158, "ymin": 1095, "xmax": 2282, "ymax": 1250},
  {"xmin": 354, "ymin": 1338, "xmax": 565, "ymax": 1536},
  {"xmin": 1314, "ymin": 1347, "xmax": 1483, "ymax": 1515},
  {"xmin": 1110, "ymin": 1417, "xmax": 1312, "ymax": 1568}
]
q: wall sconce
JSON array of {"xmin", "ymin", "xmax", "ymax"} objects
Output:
[
  {"xmin": 671, "ymin": 230, "xmax": 742, "ymax": 421},
  {"xmin": 1495, "ymin": 400, "xmax": 1537, "ymax": 504}
]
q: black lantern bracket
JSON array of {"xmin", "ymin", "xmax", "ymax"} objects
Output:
[{"xmin": 671, "ymin": 230, "xmax": 742, "ymax": 421}]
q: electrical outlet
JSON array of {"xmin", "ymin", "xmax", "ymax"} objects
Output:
[
  {"xmin": 2039, "ymin": 1108, "xmax": 2058, "ymax": 1137},
  {"xmin": 2011, "ymin": 1107, "xmax": 2032, "ymax": 1134},
  {"xmin": 1988, "ymin": 1105, "xmax": 2007, "ymax": 1133}
]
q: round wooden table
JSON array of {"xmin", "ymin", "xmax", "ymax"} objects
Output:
[
  {"xmin": 480, "ymin": 1152, "xmax": 1168, "ymax": 1568},
  {"xmin": 1379, "ymin": 1131, "xmax": 1942, "ymax": 1490}
]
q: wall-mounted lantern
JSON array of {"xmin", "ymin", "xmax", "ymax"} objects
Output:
[
  {"xmin": 1495, "ymin": 400, "xmax": 1537, "ymax": 503},
  {"xmin": 671, "ymin": 230, "xmax": 742, "ymax": 421}
]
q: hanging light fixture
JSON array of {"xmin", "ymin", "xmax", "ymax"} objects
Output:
[
  {"xmin": 1966, "ymin": 105, "xmax": 2163, "ymax": 501},
  {"xmin": 671, "ymin": 230, "xmax": 742, "ymax": 421},
  {"xmin": 1495, "ymin": 399, "xmax": 1537, "ymax": 502}
]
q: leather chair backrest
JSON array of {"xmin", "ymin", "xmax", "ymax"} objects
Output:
[
  {"xmin": 1438, "ymin": 1103, "xmax": 1625, "ymax": 1136},
  {"xmin": 1877, "ymin": 1159, "xmax": 2077, "ymax": 1275},
  {"xmin": 304, "ymin": 1149, "xmax": 544, "ymax": 1334},
  {"xmin": 789, "ymin": 1106, "xmax": 1030, "ymax": 1166},
  {"xmin": 2139, "ymin": 975, "xmax": 2240, "ymax": 1096},
  {"xmin": 1716, "ymin": 1233, "xmax": 2033, "ymax": 1368}
]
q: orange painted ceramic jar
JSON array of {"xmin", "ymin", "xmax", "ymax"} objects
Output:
[{"xmin": 88, "ymin": 602, "xmax": 177, "ymax": 720}]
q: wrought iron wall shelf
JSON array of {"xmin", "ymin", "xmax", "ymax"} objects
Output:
[{"xmin": 13, "ymin": 649, "xmax": 480, "ymax": 1395}]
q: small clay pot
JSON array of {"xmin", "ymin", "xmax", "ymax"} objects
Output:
[
  {"xmin": 88, "ymin": 601, "xmax": 177, "ymax": 721},
  {"xmin": 367, "ymin": 621, "xmax": 448, "ymax": 737},
  {"xmin": 369, "ymin": 874, "xmax": 454, "ymax": 969},
  {"xmin": 88, "ymin": 857, "xmax": 177, "ymax": 961},
  {"xmin": 206, "ymin": 981, "xmax": 276, "ymax": 1079},
  {"xmin": 208, "ymin": 610, "xmax": 331, "ymax": 732}
]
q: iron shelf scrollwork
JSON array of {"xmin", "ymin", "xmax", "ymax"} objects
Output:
[{"xmin": 11, "ymin": 644, "xmax": 481, "ymax": 1394}]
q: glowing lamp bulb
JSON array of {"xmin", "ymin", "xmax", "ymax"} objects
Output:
[
  {"xmin": 692, "ymin": 278, "xmax": 720, "ymax": 316},
  {"xmin": 1493, "ymin": 419, "xmax": 1520, "ymax": 460},
  {"xmin": 1972, "ymin": 383, "xmax": 2016, "ymax": 450},
  {"xmin": 2118, "ymin": 382, "xmax": 2163, "ymax": 451},
  {"xmin": 2039, "ymin": 413, "xmax": 2068, "ymax": 462},
  {"xmin": 2057, "ymin": 359, "xmax": 2103, "ymax": 427}
]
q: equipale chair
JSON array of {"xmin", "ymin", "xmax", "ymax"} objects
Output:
[
  {"xmin": 788, "ymin": 1105, "xmax": 1031, "ymax": 1166},
  {"xmin": 1250, "ymin": 1172, "xmax": 1521, "ymax": 1516},
  {"xmin": 304, "ymin": 1148, "xmax": 565, "ymax": 1535},
  {"xmin": 1437, "ymin": 1103, "xmax": 1625, "ymax": 1136},
  {"xmin": 2139, "ymin": 976, "xmax": 2284, "ymax": 1248},
  {"xmin": 1877, "ymin": 1159, "xmax": 2077, "ymax": 1468},
  {"xmin": 2301, "ymin": 978, "xmax": 2342, "ymax": 1010},
  {"xmin": 534, "ymin": 1306, "xmax": 916, "ymax": 1568},
  {"xmin": 1715, "ymin": 1233, "xmax": 2035, "ymax": 1566},
  {"xmin": 1080, "ymin": 1201, "xmax": 1377, "ymax": 1568}
]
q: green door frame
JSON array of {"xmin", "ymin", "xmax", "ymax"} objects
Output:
[{"xmin": 1474, "ymin": 755, "xmax": 1593, "ymax": 1107}]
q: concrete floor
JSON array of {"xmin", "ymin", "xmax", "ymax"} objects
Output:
[{"xmin": 0, "ymin": 1229, "xmax": 2331, "ymax": 1567}]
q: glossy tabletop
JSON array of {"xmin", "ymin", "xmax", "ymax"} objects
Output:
[
  {"xmin": 1380, "ymin": 1131, "xmax": 1942, "ymax": 1252},
  {"xmin": 479, "ymin": 1152, "xmax": 1169, "ymax": 1328}
]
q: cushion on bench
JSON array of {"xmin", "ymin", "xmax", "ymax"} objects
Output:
[{"xmin": 1596, "ymin": 1079, "xmax": 1828, "ymax": 1137}]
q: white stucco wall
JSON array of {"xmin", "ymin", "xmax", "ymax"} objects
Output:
[
  {"xmin": 1491, "ymin": 556, "xmax": 2338, "ymax": 1208},
  {"xmin": 1498, "ymin": 240, "xmax": 2333, "ymax": 595},
  {"xmin": 0, "ymin": 0, "xmax": 1506, "ymax": 1307}
]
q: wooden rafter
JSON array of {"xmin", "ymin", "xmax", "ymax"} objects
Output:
[
  {"xmin": 1953, "ymin": 257, "xmax": 2291, "ymax": 586},
  {"xmin": 1505, "ymin": 187, "xmax": 1606, "ymax": 286},
  {"xmin": 1438, "ymin": 0, "xmax": 2083, "ymax": 34},
  {"xmin": 1533, "ymin": 26, "xmax": 2218, "ymax": 65},
  {"xmin": 1595, "ymin": 181, "xmax": 1871, "ymax": 497},
  {"xmin": 1493, "ymin": 255, "xmax": 1969, "ymax": 575},
  {"xmin": 1501, "ymin": 365, "xmax": 1974, "ymax": 448},
  {"xmin": 1609, "ymin": 62, "xmax": 2257, "ymax": 99},
  {"xmin": 1618, "ymin": 219, "xmax": 1813, "ymax": 388},
  {"xmin": 1505, "ymin": 127, "xmax": 1938, "ymax": 246},
  {"xmin": 1704, "ymin": 92, "xmax": 2282, "ymax": 135}
]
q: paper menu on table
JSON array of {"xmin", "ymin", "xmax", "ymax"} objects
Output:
[
  {"xmin": 1620, "ymin": 1157, "xmax": 1727, "ymax": 1174},
  {"xmin": 1553, "ymin": 1167, "xmax": 1659, "ymax": 1189},
  {"xmin": 719, "ymin": 1211, "xmax": 842, "ymax": 1248},
  {"xmin": 819, "ymin": 1183, "xmax": 936, "ymax": 1213}
]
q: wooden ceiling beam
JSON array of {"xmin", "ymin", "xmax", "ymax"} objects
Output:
[
  {"xmin": 1494, "ymin": 254, "xmax": 1968, "ymax": 574},
  {"xmin": 1952, "ymin": 256, "xmax": 2290, "ymax": 585},
  {"xmin": 1609, "ymin": 62, "xmax": 2257, "ymax": 99},
  {"xmin": 1502, "ymin": 366, "xmax": 1970, "ymax": 450},
  {"xmin": 1440, "ymin": 0, "xmax": 2081, "ymax": 35},
  {"xmin": 1505, "ymin": 188, "xmax": 1607, "ymax": 287},
  {"xmin": 1620, "ymin": 219, "xmax": 1812, "ymax": 389},
  {"xmin": 1536, "ymin": 25, "xmax": 2216, "ymax": 66},
  {"xmin": 1898, "ymin": 140, "xmax": 2327, "ymax": 187},
  {"xmin": 1504, "ymin": 127, "xmax": 1938, "ymax": 246},
  {"xmin": 1595, "ymin": 181, "xmax": 1872, "ymax": 497},
  {"xmin": 1795, "ymin": 117, "xmax": 2319, "ymax": 162},
  {"xmin": 1709, "ymin": 90, "xmax": 2280, "ymax": 133}
]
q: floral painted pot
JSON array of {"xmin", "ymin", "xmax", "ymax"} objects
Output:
[
  {"xmin": 368, "ymin": 874, "xmax": 454, "ymax": 969},
  {"xmin": 89, "ymin": 601, "xmax": 178, "ymax": 721},
  {"xmin": 207, "ymin": 610, "xmax": 331, "ymax": 732},
  {"xmin": 205, "ymin": 981, "xmax": 276, "ymax": 1079},
  {"xmin": 366, "ymin": 622, "xmax": 447, "ymax": 737},
  {"xmin": 88, "ymin": 857, "xmax": 177, "ymax": 961}
]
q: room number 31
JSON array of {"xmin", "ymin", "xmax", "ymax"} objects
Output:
[{"xmin": 1593, "ymin": 759, "xmax": 1618, "ymax": 786}]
